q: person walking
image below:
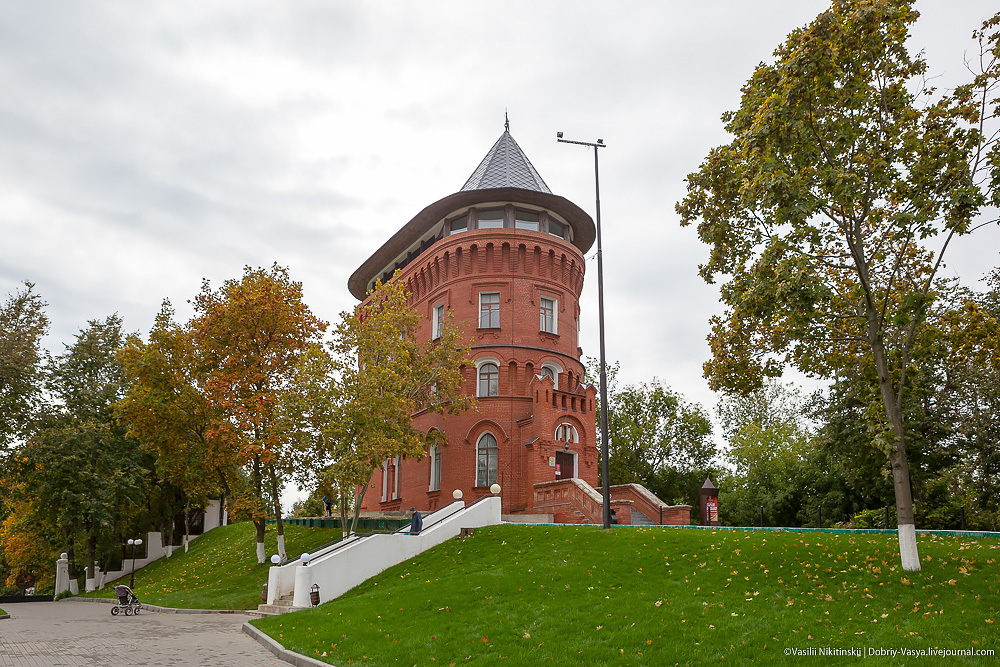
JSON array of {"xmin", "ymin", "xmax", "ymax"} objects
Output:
[{"xmin": 409, "ymin": 507, "xmax": 423, "ymax": 535}]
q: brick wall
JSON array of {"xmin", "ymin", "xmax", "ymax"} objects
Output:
[{"xmin": 358, "ymin": 226, "xmax": 599, "ymax": 518}]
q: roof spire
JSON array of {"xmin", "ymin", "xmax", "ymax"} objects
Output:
[{"xmin": 460, "ymin": 126, "xmax": 551, "ymax": 193}]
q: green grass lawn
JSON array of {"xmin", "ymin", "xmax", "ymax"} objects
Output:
[
  {"xmin": 251, "ymin": 525, "xmax": 999, "ymax": 666},
  {"xmin": 82, "ymin": 522, "xmax": 337, "ymax": 610}
]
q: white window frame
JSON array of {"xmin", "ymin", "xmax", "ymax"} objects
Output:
[
  {"xmin": 432, "ymin": 302, "xmax": 445, "ymax": 340},
  {"xmin": 476, "ymin": 433, "xmax": 498, "ymax": 487},
  {"xmin": 476, "ymin": 209, "xmax": 505, "ymax": 229},
  {"xmin": 477, "ymin": 359, "xmax": 499, "ymax": 397},
  {"xmin": 555, "ymin": 422, "xmax": 579, "ymax": 444},
  {"xmin": 540, "ymin": 296, "xmax": 557, "ymax": 334},
  {"xmin": 547, "ymin": 218, "xmax": 567, "ymax": 239},
  {"xmin": 448, "ymin": 213, "xmax": 468, "ymax": 235},
  {"xmin": 392, "ymin": 455, "xmax": 401, "ymax": 500},
  {"xmin": 380, "ymin": 460, "xmax": 389, "ymax": 502},
  {"xmin": 514, "ymin": 209, "xmax": 540, "ymax": 231},
  {"xmin": 479, "ymin": 292, "xmax": 500, "ymax": 328},
  {"xmin": 429, "ymin": 445, "xmax": 442, "ymax": 492},
  {"xmin": 540, "ymin": 362, "xmax": 563, "ymax": 390}
]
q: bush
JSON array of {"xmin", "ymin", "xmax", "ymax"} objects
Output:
[{"xmin": 853, "ymin": 507, "xmax": 896, "ymax": 529}]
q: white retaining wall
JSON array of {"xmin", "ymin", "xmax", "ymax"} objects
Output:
[{"xmin": 270, "ymin": 497, "xmax": 501, "ymax": 608}]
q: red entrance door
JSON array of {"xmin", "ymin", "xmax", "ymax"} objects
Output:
[{"xmin": 555, "ymin": 451, "xmax": 574, "ymax": 480}]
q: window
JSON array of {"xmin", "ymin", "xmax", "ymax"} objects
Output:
[
  {"xmin": 555, "ymin": 423, "xmax": 579, "ymax": 444},
  {"xmin": 432, "ymin": 303, "xmax": 444, "ymax": 339},
  {"xmin": 476, "ymin": 433, "xmax": 498, "ymax": 487},
  {"xmin": 449, "ymin": 214, "xmax": 468, "ymax": 235},
  {"xmin": 548, "ymin": 218, "xmax": 567, "ymax": 239},
  {"xmin": 392, "ymin": 456, "xmax": 400, "ymax": 500},
  {"xmin": 515, "ymin": 210, "xmax": 540, "ymax": 231},
  {"xmin": 540, "ymin": 296, "xmax": 556, "ymax": 334},
  {"xmin": 429, "ymin": 445, "xmax": 442, "ymax": 492},
  {"xmin": 477, "ymin": 210, "xmax": 504, "ymax": 229},
  {"xmin": 540, "ymin": 362, "xmax": 561, "ymax": 389},
  {"xmin": 478, "ymin": 363, "xmax": 499, "ymax": 397},
  {"xmin": 479, "ymin": 292, "xmax": 500, "ymax": 328}
]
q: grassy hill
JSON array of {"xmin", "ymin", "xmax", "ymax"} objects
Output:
[
  {"xmin": 82, "ymin": 522, "xmax": 336, "ymax": 610},
  {"xmin": 250, "ymin": 525, "xmax": 999, "ymax": 666}
]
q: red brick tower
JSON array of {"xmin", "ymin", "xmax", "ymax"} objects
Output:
[{"xmin": 349, "ymin": 127, "xmax": 598, "ymax": 517}]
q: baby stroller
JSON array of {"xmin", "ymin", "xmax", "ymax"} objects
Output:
[{"xmin": 111, "ymin": 584, "xmax": 141, "ymax": 616}]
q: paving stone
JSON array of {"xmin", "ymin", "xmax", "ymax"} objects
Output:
[{"xmin": 0, "ymin": 601, "xmax": 284, "ymax": 667}]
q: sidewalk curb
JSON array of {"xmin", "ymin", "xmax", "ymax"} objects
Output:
[
  {"xmin": 242, "ymin": 622, "xmax": 332, "ymax": 667},
  {"xmin": 61, "ymin": 596, "xmax": 266, "ymax": 617}
]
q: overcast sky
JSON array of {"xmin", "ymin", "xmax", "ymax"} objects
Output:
[{"xmin": 3, "ymin": 1, "xmax": 998, "ymax": 454}]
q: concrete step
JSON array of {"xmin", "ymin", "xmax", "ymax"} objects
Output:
[
  {"xmin": 257, "ymin": 603, "xmax": 307, "ymax": 616},
  {"xmin": 631, "ymin": 510, "xmax": 656, "ymax": 526},
  {"xmin": 257, "ymin": 595, "xmax": 304, "ymax": 616}
]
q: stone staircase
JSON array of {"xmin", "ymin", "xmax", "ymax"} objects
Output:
[
  {"xmin": 630, "ymin": 509, "xmax": 656, "ymax": 526},
  {"xmin": 257, "ymin": 594, "xmax": 306, "ymax": 616}
]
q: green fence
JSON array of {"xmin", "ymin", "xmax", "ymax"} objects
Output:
[{"xmin": 268, "ymin": 517, "xmax": 409, "ymax": 531}]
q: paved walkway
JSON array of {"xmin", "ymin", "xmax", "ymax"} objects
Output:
[{"xmin": 0, "ymin": 601, "xmax": 286, "ymax": 667}]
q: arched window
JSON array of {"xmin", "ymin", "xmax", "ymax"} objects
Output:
[
  {"xmin": 478, "ymin": 363, "xmax": 499, "ymax": 397},
  {"xmin": 476, "ymin": 433, "xmax": 498, "ymax": 487},
  {"xmin": 428, "ymin": 444, "xmax": 442, "ymax": 492},
  {"xmin": 540, "ymin": 362, "xmax": 562, "ymax": 390},
  {"xmin": 555, "ymin": 423, "xmax": 579, "ymax": 444}
]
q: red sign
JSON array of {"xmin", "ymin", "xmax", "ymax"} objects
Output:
[{"xmin": 706, "ymin": 496, "xmax": 718, "ymax": 523}]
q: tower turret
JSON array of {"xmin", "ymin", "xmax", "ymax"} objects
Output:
[{"xmin": 353, "ymin": 126, "xmax": 598, "ymax": 517}]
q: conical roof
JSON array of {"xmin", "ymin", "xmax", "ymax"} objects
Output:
[
  {"xmin": 461, "ymin": 130, "xmax": 551, "ymax": 193},
  {"xmin": 348, "ymin": 126, "xmax": 595, "ymax": 301}
]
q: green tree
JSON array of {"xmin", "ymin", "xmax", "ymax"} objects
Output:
[
  {"xmin": 0, "ymin": 282, "xmax": 48, "ymax": 454},
  {"xmin": 281, "ymin": 276, "xmax": 472, "ymax": 536},
  {"xmin": 589, "ymin": 362, "xmax": 717, "ymax": 513},
  {"xmin": 677, "ymin": 1, "xmax": 999, "ymax": 570},
  {"xmin": 717, "ymin": 380, "xmax": 814, "ymax": 526},
  {"xmin": 117, "ymin": 301, "xmax": 240, "ymax": 553},
  {"xmin": 19, "ymin": 315, "xmax": 152, "ymax": 584},
  {"xmin": 191, "ymin": 265, "xmax": 326, "ymax": 562}
]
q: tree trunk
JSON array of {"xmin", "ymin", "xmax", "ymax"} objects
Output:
[
  {"xmin": 183, "ymin": 499, "xmax": 191, "ymax": 553},
  {"xmin": 164, "ymin": 496, "xmax": 174, "ymax": 557},
  {"xmin": 339, "ymin": 494, "xmax": 350, "ymax": 538},
  {"xmin": 85, "ymin": 533, "xmax": 97, "ymax": 583},
  {"xmin": 268, "ymin": 467, "xmax": 286, "ymax": 561},
  {"xmin": 871, "ymin": 333, "xmax": 921, "ymax": 571},
  {"xmin": 254, "ymin": 518, "xmax": 267, "ymax": 564},
  {"xmin": 350, "ymin": 482, "xmax": 369, "ymax": 536},
  {"xmin": 252, "ymin": 454, "xmax": 266, "ymax": 563},
  {"xmin": 64, "ymin": 528, "xmax": 76, "ymax": 579}
]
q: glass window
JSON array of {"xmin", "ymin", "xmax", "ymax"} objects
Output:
[
  {"xmin": 479, "ymin": 292, "xmax": 500, "ymax": 328},
  {"xmin": 548, "ymin": 218, "xmax": 566, "ymax": 239},
  {"xmin": 555, "ymin": 423, "xmax": 579, "ymax": 443},
  {"xmin": 540, "ymin": 297, "xmax": 556, "ymax": 333},
  {"xmin": 541, "ymin": 365, "xmax": 558, "ymax": 388},
  {"xmin": 477, "ymin": 210, "xmax": 504, "ymax": 229},
  {"xmin": 478, "ymin": 363, "xmax": 499, "ymax": 397},
  {"xmin": 429, "ymin": 445, "xmax": 441, "ymax": 492},
  {"xmin": 476, "ymin": 433, "xmax": 498, "ymax": 487},
  {"xmin": 515, "ymin": 210, "xmax": 540, "ymax": 231},
  {"xmin": 449, "ymin": 214, "xmax": 468, "ymax": 235},
  {"xmin": 433, "ymin": 303, "xmax": 444, "ymax": 339}
]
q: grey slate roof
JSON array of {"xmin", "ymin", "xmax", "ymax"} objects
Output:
[{"xmin": 460, "ymin": 131, "xmax": 552, "ymax": 194}]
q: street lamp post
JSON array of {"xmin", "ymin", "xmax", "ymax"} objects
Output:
[
  {"xmin": 557, "ymin": 131, "xmax": 612, "ymax": 530},
  {"xmin": 127, "ymin": 538, "xmax": 143, "ymax": 589}
]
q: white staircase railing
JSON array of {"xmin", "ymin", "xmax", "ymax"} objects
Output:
[{"xmin": 264, "ymin": 496, "xmax": 501, "ymax": 608}]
